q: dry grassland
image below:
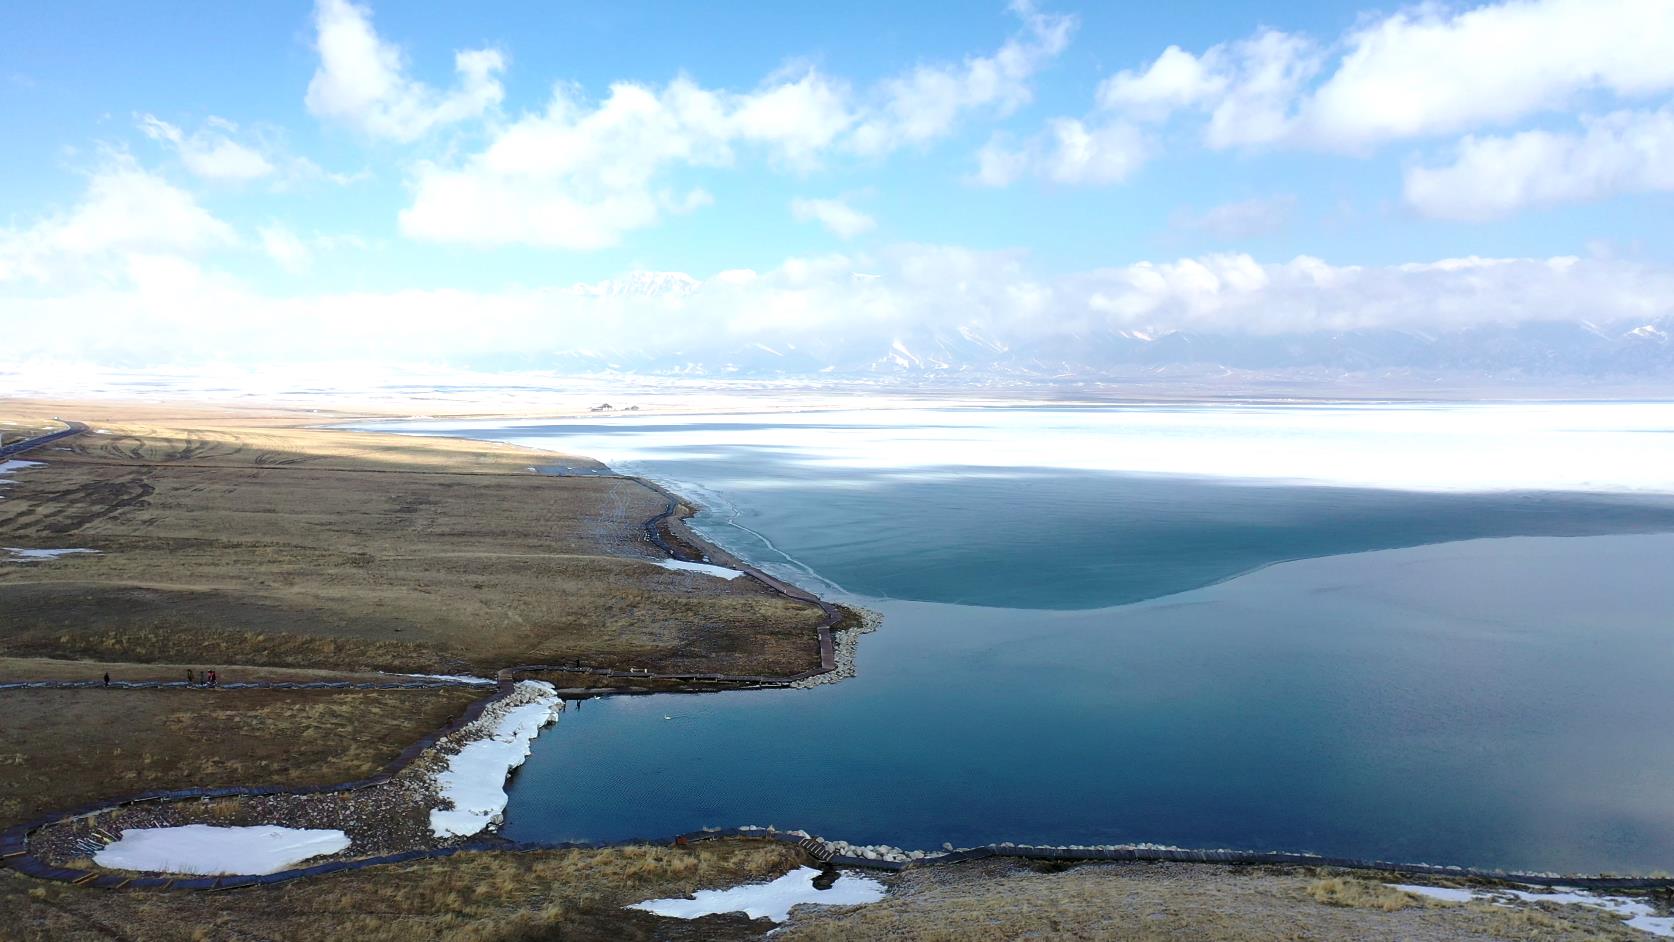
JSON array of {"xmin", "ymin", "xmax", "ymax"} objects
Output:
[
  {"xmin": 0, "ymin": 684, "xmax": 482, "ymax": 827},
  {"xmin": 0, "ymin": 403, "xmax": 827, "ymax": 676},
  {"xmin": 0, "ymin": 838, "xmax": 805, "ymax": 942},
  {"xmin": 779, "ymin": 860, "xmax": 1656, "ymax": 941}
]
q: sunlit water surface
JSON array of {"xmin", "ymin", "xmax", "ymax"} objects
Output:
[{"xmin": 374, "ymin": 403, "xmax": 1674, "ymax": 873}]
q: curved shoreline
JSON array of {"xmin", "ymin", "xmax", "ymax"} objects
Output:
[{"xmin": 4, "ymin": 427, "xmax": 1672, "ymax": 893}]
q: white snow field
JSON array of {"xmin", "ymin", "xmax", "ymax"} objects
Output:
[
  {"xmin": 628, "ymin": 866, "xmax": 886, "ymax": 922},
  {"xmin": 429, "ymin": 681, "xmax": 563, "ymax": 838},
  {"xmin": 94, "ymin": 825, "xmax": 350, "ymax": 875},
  {"xmin": 1391, "ymin": 884, "xmax": 1673, "ymax": 937},
  {"xmin": 399, "ymin": 401, "xmax": 1674, "ymax": 496},
  {"xmin": 654, "ymin": 559, "xmax": 745, "ymax": 579}
]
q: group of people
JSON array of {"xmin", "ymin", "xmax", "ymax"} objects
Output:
[{"xmin": 97, "ymin": 669, "xmax": 221, "ymax": 686}]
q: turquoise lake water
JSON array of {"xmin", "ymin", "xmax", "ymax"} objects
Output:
[{"xmin": 380, "ymin": 403, "xmax": 1674, "ymax": 873}]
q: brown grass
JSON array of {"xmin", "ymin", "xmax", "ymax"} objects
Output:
[
  {"xmin": 1308, "ymin": 874, "xmax": 1423, "ymax": 911},
  {"xmin": 0, "ymin": 838, "xmax": 805, "ymax": 941},
  {"xmin": 0, "ymin": 408, "xmax": 827, "ymax": 676},
  {"xmin": 778, "ymin": 860, "xmax": 1651, "ymax": 942},
  {"xmin": 0, "ymin": 685, "xmax": 482, "ymax": 827}
]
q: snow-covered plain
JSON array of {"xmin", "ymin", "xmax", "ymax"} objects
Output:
[
  {"xmin": 429, "ymin": 681, "xmax": 563, "ymax": 838},
  {"xmin": 628, "ymin": 866, "xmax": 885, "ymax": 922},
  {"xmin": 1392, "ymin": 884, "xmax": 1673, "ymax": 937},
  {"xmin": 654, "ymin": 559, "xmax": 745, "ymax": 579},
  {"xmin": 94, "ymin": 825, "xmax": 350, "ymax": 875}
]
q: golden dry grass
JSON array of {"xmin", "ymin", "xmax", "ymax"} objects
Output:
[
  {"xmin": 777, "ymin": 861, "xmax": 1651, "ymax": 942},
  {"xmin": 0, "ymin": 404, "xmax": 827, "ymax": 676},
  {"xmin": 0, "ymin": 838, "xmax": 805, "ymax": 941},
  {"xmin": 0, "ymin": 685, "xmax": 482, "ymax": 827}
]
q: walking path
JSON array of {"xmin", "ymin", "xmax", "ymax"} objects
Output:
[{"xmin": 0, "ymin": 420, "xmax": 87, "ymax": 460}]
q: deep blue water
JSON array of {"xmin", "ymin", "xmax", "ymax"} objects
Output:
[{"xmin": 383, "ymin": 405, "xmax": 1674, "ymax": 874}]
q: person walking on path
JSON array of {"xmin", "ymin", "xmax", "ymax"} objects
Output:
[
  {"xmin": 207, "ymin": 669, "xmax": 217, "ymax": 688},
  {"xmin": 186, "ymin": 669, "xmax": 194, "ymax": 686},
  {"xmin": 102, "ymin": 672, "xmax": 109, "ymax": 687}
]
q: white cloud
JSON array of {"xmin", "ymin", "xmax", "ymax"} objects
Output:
[
  {"xmin": 1299, "ymin": 0, "xmax": 1674, "ymax": 150},
  {"xmin": 1102, "ymin": 0, "xmax": 1674, "ymax": 151},
  {"xmin": 973, "ymin": 119, "xmax": 1149, "ymax": 186},
  {"xmin": 306, "ymin": 0, "xmax": 1075, "ymax": 245},
  {"xmin": 7, "ymin": 244, "xmax": 1672, "ymax": 370},
  {"xmin": 1101, "ymin": 30, "xmax": 1319, "ymax": 148},
  {"xmin": 0, "ymin": 159, "xmax": 235, "ymax": 285},
  {"xmin": 791, "ymin": 197, "xmax": 875, "ymax": 239},
  {"xmin": 849, "ymin": 0, "xmax": 1076, "ymax": 155},
  {"xmin": 259, "ymin": 225, "xmax": 312, "ymax": 273},
  {"xmin": 139, "ymin": 115, "xmax": 276, "ymax": 181},
  {"xmin": 305, "ymin": 0, "xmax": 504, "ymax": 141},
  {"xmin": 398, "ymin": 77, "xmax": 741, "ymax": 249},
  {"xmin": 1173, "ymin": 194, "xmax": 1295, "ymax": 239},
  {"xmin": 1405, "ymin": 107, "xmax": 1674, "ymax": 219}
]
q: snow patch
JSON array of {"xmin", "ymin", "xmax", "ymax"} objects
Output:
[
  {"xmin": 429, "ymin": 681, "xmax": 563, "ymax": 838},
  {"xmin": 94, "ymin": 825, "xmax": 350, "ymax": 876},
  {"xmin": 628, "ymin": 866, "xmax": 885, "ymax": 922},
  {"xmin": 4, "ymin": 547, "xmax": 98, "ymax": 562},
  {"xmin": 654, "ymin": 558, "xmax": 745, "ymax": 580},
  {"xmin": 1391, "ymin": 884, "xmax": 1673, "ymax": 937},
  {"xmin": 1391, "ymin": 884, "xmax": 1477, "ymax": 903}
]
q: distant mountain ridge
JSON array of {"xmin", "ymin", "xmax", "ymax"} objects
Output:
[{"xmin": 524, "ymin": 314, "xmax": 1674, "ymax": 383}]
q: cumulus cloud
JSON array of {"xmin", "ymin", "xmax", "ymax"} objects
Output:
[
  {"xmin": 791, "ymin": 197, "xmax": 875, "ymax": 238},
  {"xmin": 1405, "ymin": 107, "xmax": 1674, "ymax": 219},
  {"xmin": 1102, "ymin": 0, "xmax": 1674, "ymax": 152},
  {"xmin": 397, "ymin": 75, "xmax": 795, "ymax": 249},
  {"xmin": 849, "ymin": 0, "xmax": 1076, "ymax": 155},
  {"xmin": 973, "ymin": 119, "xmax": 1149, "ymax": 186},
  {"xmin": 139, "ymin": 115, "xmax": 275, "ymax": 181},
  {"xmin": 305, "ymin": 0, "xmax": 504, "ymax": 141},
  {"xmin": 350, "ymin": 0, "xmax": 1073, "ymax": 246},
  {"xmin": 1101, "ymin": 29, "xmax": 1320, "ymax": 149},
  {"xmin": 0, "ymin": 159, "xmax": 235, "ymax": 285},
  {"xmin": 1299, "ymin": 0, "xmax": 1674, "ymax": 149}
]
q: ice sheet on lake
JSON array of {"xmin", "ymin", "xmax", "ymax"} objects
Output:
[
  {"xmin": 1391, "ymin": 884, "xmax": 1673, "ymax": 937},
  {"xmin": 628, "ymin": 866, "xmax": 885, "ymax": 922},
  {"xmin": 655, "ymin": 559, "xmax": 745, "ymax": 579},
  {"xmin": 429, "ymin": 681, "xmax": 563, "ymax": 838},
  {"xmin": 413, "ymin": 402, "xmax": 1674, "ymax": 495},
  {"xmin": 94, "ymin": 825, "xmax": 350, "ymax": 875}
]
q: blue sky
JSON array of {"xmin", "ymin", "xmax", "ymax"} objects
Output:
[{"xmin": 2, "ymin": 0, "xmax": 1672, "ymax": 369}]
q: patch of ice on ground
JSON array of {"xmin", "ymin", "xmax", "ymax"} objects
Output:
[
  {"xmin": 1391, "ymin": 884, "xmax": 1673, "ymax": 937},
  {"xmin": 0, "ymin": 458, "xmax": 43, "ymax": 480},
  {"xmin": 654, "ymin": 559, "xmax": 745, "ymax": 580},
  {"xmin": 628, "ymin": 866, "xmax": 885, "ymax": 922},
  {"xmin": 94, "ymin": 825, "xmax": 350, "ymax": 875},
  {"xmin": 429, "ymin": 681, "xmax": 563, "ymax": 838},
  {"xmin": 4, "ymin": 547, "xmax": 98, "ymax": 562},
  {"xmin": 400, "ymin": 673, "xmax": 497, "ymax": 686}
]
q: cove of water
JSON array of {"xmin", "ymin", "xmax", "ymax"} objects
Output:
[{"xmin": 377, "ymin": 402, "xmax": 1674, "ymax": 874}]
